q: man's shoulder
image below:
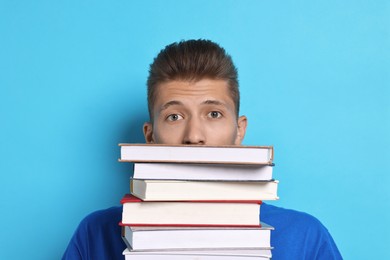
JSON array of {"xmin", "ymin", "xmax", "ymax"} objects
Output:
[
  {"xmin": 261, "ymin": 203, "xmax": 330, "ymax": 234},
  {"xmin": 78, "ymin": 206, "xmax": 123, "ymax": 228},
  {"xmin": 260, "ymin": 204, "xmax": 336, "ymax": 240},
  {"xmin": 262, "ymin": 203, "xmax": 342, "ymax": 259},
  {"xmin": 63, "ymin": 206, "xmax": 126, "ymax": 259}
]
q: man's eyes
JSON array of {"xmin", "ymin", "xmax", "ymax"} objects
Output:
[
  {"xmin": 165, "ymin": 111, "xmax": 222, "ymax": 121},
  {"xmin": 207, "ymin": 111, "xmax": 222, "ymax": 119},
  {"xmin": 166, "ymin": 114, "xmax": 183, "ymax": 121}
]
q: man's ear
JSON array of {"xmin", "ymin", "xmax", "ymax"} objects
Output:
[
  {"xmin": 234, "ymin": 115, "xmax": 248, "ymax": 145},
  {"xmin": 143, "ymin": 122, "xmax": 154, "ymax": 143}
]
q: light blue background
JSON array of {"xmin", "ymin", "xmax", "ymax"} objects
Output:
[{"xmin": 1, "ymin": 1, "xmax": 389, "ymax": 259}]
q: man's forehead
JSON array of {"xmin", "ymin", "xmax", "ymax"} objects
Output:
[{"xmin": 155, "ymin": 79, "xmax": 230, "ymax": 97}]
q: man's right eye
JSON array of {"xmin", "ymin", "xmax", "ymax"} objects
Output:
[{"xmin": 166, "ymin": 114, "xmax": 183, "ymax": 121}]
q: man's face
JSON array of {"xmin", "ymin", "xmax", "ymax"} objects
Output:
[{"xmin": 143, "ymin": 79, "xmax": 247, "ymax": 145}]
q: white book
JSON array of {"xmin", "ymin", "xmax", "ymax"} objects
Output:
[
  {"xmin": 123, "ymin": 248, "xmax": 272, "ymax": 259},
  {"xmin": 122, "ymin": 224, "xmax": 273, "ymax": 251},
  {"xmin": 119, "ymin": 144, "xmax": 274, "ymax": 165},
  {"xmin": 131, "ymin": 179, "xmax": 279, "ymax": 201},
  {"xmin": 133, "ymin": 163, "xmax": 274, "ymax": 181},
  {"xmin": 121, "ymin": 194, "xmax": 262, "ymax": 226}
]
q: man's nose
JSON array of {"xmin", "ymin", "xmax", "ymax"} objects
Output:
[{"xmin": 182, "ymin": 117, "xmax": 206, "ymax": 145}]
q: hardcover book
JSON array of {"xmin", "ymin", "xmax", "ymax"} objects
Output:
[
  {"xmin": 119, "ymin": 144, "xmax": 274, "ymax": 165},
  {"xmin": 121, "ymin": 194, "xmax": 262, "ymax": 227},
  {"xmin": 130, "ymin": 179, "xmax": 279, "ymax": 201},
  {"xmin": 121, "ymin": 224, "xmax": 273, "ymax": 251},
  {"xmin": 122, "ymin": 248, "xmax": 272, "ymax": 260},
  {"xmin": 133, "ymin": 163, "xmax": 274, "ymax": 181}
]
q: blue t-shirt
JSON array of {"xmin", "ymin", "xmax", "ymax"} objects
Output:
[{"xmin": 62, "ymin": 204, "xmax": 342, "ymax": 259}]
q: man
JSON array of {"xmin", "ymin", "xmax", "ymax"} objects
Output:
[{"xmin": 63, "ymin": 39, "xmax": 342, "ymax": 259}]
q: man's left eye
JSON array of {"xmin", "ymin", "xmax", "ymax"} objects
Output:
[{"xmin": 208, "ymin": 111, "xmax": 222, "ymax": 119}]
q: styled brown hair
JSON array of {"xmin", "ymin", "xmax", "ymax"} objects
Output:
[{"xmin": 147, "ymin": 39, "xmax": 240, "ymax": 119}]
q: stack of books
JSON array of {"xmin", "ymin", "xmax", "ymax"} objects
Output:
[{"xmin": 118, "ymin": 144, "xmax": 278, "ymax": 259}]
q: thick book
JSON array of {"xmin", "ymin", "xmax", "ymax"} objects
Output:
[
  {"xmin": 123, "ymin": 248, "xmax": 271, "ymax": 259},
  {"xmin": 130, "ymin": 179, "xmax": 279, "ymax": 201},
  {"xmin": 121, "ymin": 194, "xmax": 262, "ymax": 227},
  {"xmin": 133, "ymin": 163, "xmax": 274, "ymax": 181},
  {"xmin": 119, "ymin": 144, "xmax": 274, "ymax": 165},
  {"xmin": 121, "ymin": 224, "xmax": 273, "ymax": 251}
]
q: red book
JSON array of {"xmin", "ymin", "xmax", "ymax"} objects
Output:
[{"xmin": 121, "ymin": 194, "xmax": 262, "ymax": 227}]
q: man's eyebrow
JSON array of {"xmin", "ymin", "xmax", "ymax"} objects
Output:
[
  {"xmin": 202, "ymin": 100, "xmax": 226, "ymax": 106},
  {"xmin": 160, "ymin": 100, "xmax": 183, "ymax": 111},
  {"xmin": 160, "ymin": 99, "xmax": 227, "ymax": 111}
]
